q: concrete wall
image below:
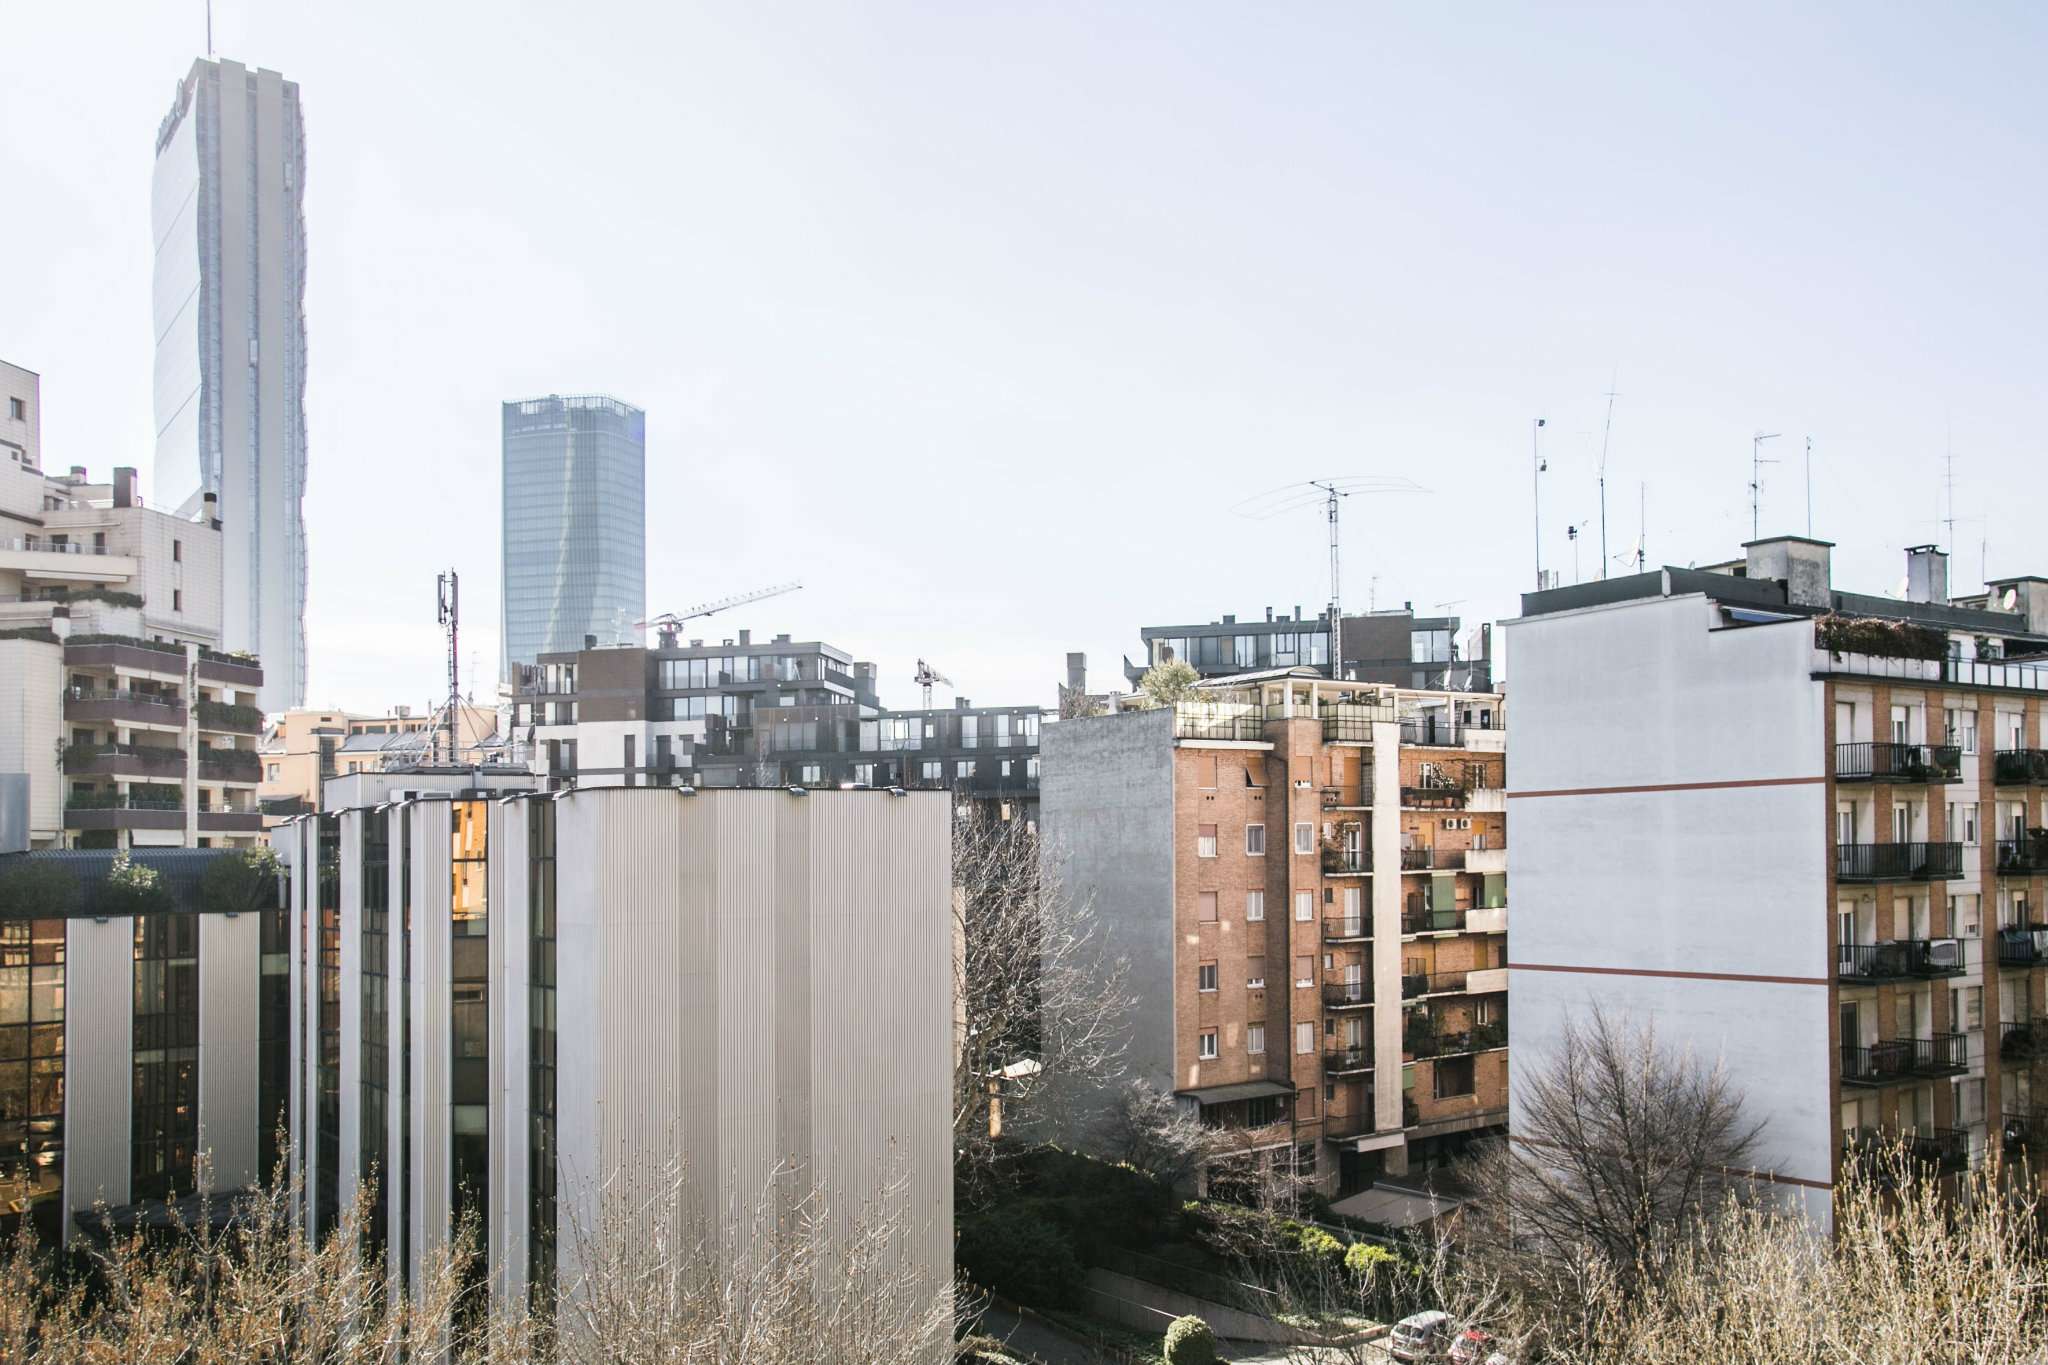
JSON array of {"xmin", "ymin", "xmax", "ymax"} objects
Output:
[
  {"xmin": 197, "ymin": 908, "xmax": 261, "ymax": 1189},
  {"xmin": 407, "ymin": 799, "xmax": 454, "ymax": 1280},
  {"xmin": 1041, "ymin": 708, "xmax": 1178, "ymax": 1096},
  {"xmin": 1503, "ymin": 595, "xmax": 1833, "ymax": 1215},
  {"xmin": 0, "ymin": 637, "xmax": 63, "ymax": 844},
  {"xmin": 63, "ymin": 915, "xmax": 134, "ymax": 1240}
]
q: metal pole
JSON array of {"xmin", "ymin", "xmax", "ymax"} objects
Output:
[
  {"xmin": 1326, "ymin": 483, "xmax": 1343, "ymax": 680},
  {"xmin": 1751, "ymin": 432, "xmax": 1781, "ymax": 540},
  {"xmin": 1532, "ymin": 419, "xmax": 1547, "ymax": 589}
]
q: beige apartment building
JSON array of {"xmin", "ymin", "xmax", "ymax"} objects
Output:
[
  {"xmin": 1044, "ymin": 669, "xmax": 1507, "ymax": 1196},
  {"xmin": 259, "ymin": 703, "xmax": 498, "ymax": 818}
]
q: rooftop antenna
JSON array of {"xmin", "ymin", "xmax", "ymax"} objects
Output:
[
  {"xmin": 1233, "ymin": 475, "xmax": 1427, "ymax": 680},
  {"xmin": 206, "ymin": 0, "xmax": 213, "ymax": 56},
  {"xmin": 1566, "ymin": 521, "xmax": 1590, "ymax": 584},
  {"xmin": 1597, "ymin": 373, "xmax": 1619, "ymax": 579},
  {"xmin": 1804, "ymin": 436, "xmax": 1813, "ymax": 537},
  {"xmin": 1750, "ymin": 431, "xmax": 1781, "ymax": 540},
  {"xmin": 1532, "ymin": 419, "xmax": 1548, "ymax": 589},
  {"xmin": 1637, "ymin": 483, "xmax": 1647, "ymax": 570},
  {"xmin": 1943, "ymin": 423, "xmax": 1959, "ymax": 552},
  {"xmin": 437, "ymin": 569, "xmax": 459, "ymax": 764}
]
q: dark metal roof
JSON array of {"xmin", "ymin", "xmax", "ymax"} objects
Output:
[{"xmin": 1178, "ymin": 1079, "xmax": 1296, "ymax": 1106}]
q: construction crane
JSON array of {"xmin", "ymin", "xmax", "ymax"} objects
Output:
[
  {"xmin": 914, "ymin": 658, "xmax": 953, "ymax": 710},
  {"xmin": 635, "ymin": 581, "xmax": 802, "ymax": 639}
]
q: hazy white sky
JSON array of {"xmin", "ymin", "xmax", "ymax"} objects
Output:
[{"xmin": 5, "ymin": 3, "xmax": 2044, "ymax": 714}]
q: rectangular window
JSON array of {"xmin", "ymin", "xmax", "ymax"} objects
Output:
[
  {"xmin": 1294, "ymin": 822, "xmax": 1313, "ymax": 855},
  {"xmin": 956, "ymin": 760, "xmax": 973, "ymax": 780},
  {"xmin": 1247, "ymin": 957, "xmax": 1265, "ymax": 989},
  {"xmin": 1197, "ymin": 755, "xmax": 1218, "ymax": 789},
  {"xmin": 1962, "ymin": 803, "xmax": 1979, "ymax": 846},
  {"xmin": 1247, "ymin": 1023, "xmax": 1266, "ymax": 1054},
  {"xmin": 1198, "ymin": 824, "xmax": 1218, "ymax": 858},
  {"xmin": 1295, "ymin": 1021, "xmax": 1314, "ymax": 1054},
  {"xmin": 1198, "ymin": 962, "xmax": 1218, "ymax": 992},
  {"xmin": 172, "ymin": 589, "xmax": 182, "ymax": 612},
  {"xmin": 1199, "ymin": 1031, "xmax": 1218, "ymax": 1060},
  {"xmin": 1295, "ymin": 891, "xmax": 1312, "ymax": 922},
  {"xmin": 1433, "ymin": 1055, "xmax": 1476, "ymax": 1098},
  {"xmin": 1245, "ymin": 824, "xmax": 1265, "ymax": 856},
  {"xmin": 1294, "ymin": 955, "xmax": 1314, "ymax": 987},
  {"xmin": 1245, "ymin": 890, "xmax": 1264, "ymax": 921},
  {"xmin": 172, "ymin": 538, "xmax": 182, "ymax": 563},
  {"xmin": 1958, "ymin": 710, "xmax": 1978, "ymax": 754},
  {"xmin": 1198, "ymin": 892, "xmax": 1218, "ymax": 923}
]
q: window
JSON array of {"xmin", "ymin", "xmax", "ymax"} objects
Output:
[
  {"xmin": 1433, "ymin": 1055, "xmax": 1476, "ymax": 1098},
  {"xmin": 1245, "ymin": 890, "xmax": 1265, "ymax": 921},
  {"xmin": 1199, "ymin": 1031, "xmax": 1219, "ymax": 1061},
  {"xmin": 1247, "ymin": 957, "xmax": 1265, "ymax": 989},
  {"xmin": 1294, "ymin": 891, "xmax": 1312, "ymax": 922},
  {"xmin": 1245, "ymin": 823, "xmax": 1265, "ymax": 856},
  {"xmin": 920, "ymin": 761, "xmax": 942, "ymax": 782},
  {"xmin": 265, "ymin": 762, "xmax": 279, "ymax": 781},
  {"xmin": 1295, "ymin": 1021, "xmax": 1314, "ymax": 1054},
  {"xmin": 1198, "ymin": 892, "xmax": 1218, "ymax": 923},
  {"xmin": 1961, "ymin": 985, "xmax": 1982, "ymax": 1031},
  {"xmin": 1197, "ymin": 824, "xmax": 1218, "ymax": 858},
  {"xmin": 1234, "ymin": 634, "xmax": 1256, "ymax": 668},
  {"xmin": 1294, "ymin": 954, "xmax": 1313, "ymax": 987},
  {"xmin": 1198, "ymin": 962, "xmax": 1218, "ymax": 992},
  {"xmin": 1247, "ymin": 1023, "xmax": 1266, "ymax": 1055},
  {"xmin": 1197, "ymin": 755, "xmax": 1218, "ymax": 789},
  {"xmin": 1956, "ymin": 1077, "xmax": 1985, "ymax": 1126},
  {"xmin": 172, "ymin": 589, "xmax": 182, "ymax": 613},
  {"xmin": 1294, "ymin": 823, "xmax": 1313, "ymax": 855},
  {"xmin": 955, "ymin": 760, "xmax": 973, "ymax": 780},
  {"xmin": 800, "ymin": 763, "xmax": 823, "ymax": 785},
  {"xmin": 7, "ymin": 398, "xmax": 22, "ymax": 421}
]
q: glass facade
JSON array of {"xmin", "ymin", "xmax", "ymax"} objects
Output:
[
  {"xmin": 315, "ymin": 815, "xmax": 340, "ymax": 1239},
  {"xmin": 450, "ymin": 802, "xmax": 489, "ymax": 1232},
  {"xmin": 528, "ymin": 799, "xmax": 558, "ymax": 1313},
  {"xmin": 361, "ymin": 814, "xmax": 390, "ymax": 1248},
  {"xmin": 398, "ymin": 814, "xmax": 413, "ymax": 1291},
  {"xmin": 0, "ymin": 919, "xmax": 64, "ymax": 1245},
  {"xmin": 500, "ymin": 395, "xmax": 646, "ymax": 678},
  {"xmin": 132, "ymin": 912, "xmax": 199, "ymax": 1203}
]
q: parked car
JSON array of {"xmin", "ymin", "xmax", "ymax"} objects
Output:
[
  {"xmin": 1390, "ymin": 1310, "xmax": 1454, "ymax": 1362},
  {"xmin": 1447, "ymin": 1328, "xmax": 1496, "ymax": 1364}
]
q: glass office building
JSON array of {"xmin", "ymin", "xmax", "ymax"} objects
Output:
[{"xmin": 500, "ymin": 395, "xmax": 646, "ymax": 679}]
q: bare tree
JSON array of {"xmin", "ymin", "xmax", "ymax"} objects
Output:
[
  {"xmin": 1095, "ymin": 1080, "xmax": 1222, "ymax": 1189},
  {"xmin": 954, "ymin": 810, "xmax": 1131, "ymax": 1172},
  {"xmin": 1452, "ymin": 1004, "xmax": 1765, "ymax": 1310}
]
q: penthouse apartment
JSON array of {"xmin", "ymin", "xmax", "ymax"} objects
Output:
[
  {"xmin": 1044, "ymin": 670, "xmax": 1507, "ymax": 1196},
  {"xmin": 1126, "ymin": 603, "xmax": 1492, "ymax": 692},
  {"xmin": 276, "ymin": 781, "xmax": 952, "ymax": 1318},
  {"xmin": 1508, "ymin": 538, "xmax": 2048, "ymax": 1219}
]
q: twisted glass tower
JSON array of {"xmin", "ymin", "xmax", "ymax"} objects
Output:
[{"xmin": 500, "ymin": 395, "xmax": 646, "ymax": 679}]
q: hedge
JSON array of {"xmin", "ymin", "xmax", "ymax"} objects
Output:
[
  {"xmin": 1162, "ymin": 1315, "xmax": 1217, "ymax": 1365},
  {"xmin": 0, "ymin": 627, "xmax": 61, "ymax": 644},
  {"xmin": 956, "ymin": 1203, "xmax": 1086, "ymax": 1308},
  {"xmin": 1815, "ymin": 614, "xmax": 1947, "ymax": 662}
]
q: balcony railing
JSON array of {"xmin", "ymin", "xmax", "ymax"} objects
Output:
[
  {"xmin": 1999, "ymin": 1018, "xmax": 2043, "ymax": 1060},
  {"xmin": 1401, "ymin": 781, "xmax": 1467, "ymax": 810},
  {"xmin": 0, "ymin": 535, "xmax": 118, "ymax": 556},
  {"xmin": 1322, "ymin": 708, "xmax": 1389, "ymax": 744},
  {"xmin": 1815, "ymin": 650, "xmax": 2048, "ymax": 697},
  {"xmin": 1171, "ymin": 708, "xmax": 1266, "ymax": 743},
  {"xmin": 1322, "ymin": 1046, "xmax": 1373, "ymax": 1074},
  {"xmin": 1997, "ymin": 928, "xmax": 2048, "ymax": 967},
  {"xmin": 1405, "ymin": 1019, "xmax": 1509, "ymax": 1059},
  {"xmin": 195, "ymin": 699, "xmax": 265, "ymax": 733},
  {"xmin": 1322, "ymin": 918, "xmax": 1371, "ymax": 943},
  {"xmin": 1834, "ymin": 741, "xmax": 1963, "ymax": 784},
  {"xmin": 1399, "ymin": 717, "xmax": 1466, "ymax": 747},
  {"xmin": 1322, "ymin": 982, "xmax": 1373, "ymax": 1009},
  {"xmin": 1836, "ymin": 938, "xmax": 1966, "ymax": 982},
  {"xmin": 1401, "ymin": 846, "xmax": 1464, "ymax": 871},
  {"xmin": 1320, "ymin": 845, "xmax": 1369, "ymax": 874},
  {"xmin": 1844, "ymin": 1125, "xmax": 1970, "ymax": 1175},
  {"xmin": 1402, "ymin": 904, "xmax": 1466, "ymax": 935},
  {"xmin": 1993, "ymin": 748, "xmax": 2048, "ymax": 785},
  {"xmin": 2004, "ymin": 1108, "xmax": 2048, "ymax": 1156},
  {"xmin": 1402, "ymin": 970, "xmax": 1471, "ymax": 999},
  {"xmin": 1840, "ymin": 1033, "xmax": 1969, "ymax": 1086},
  {"xmin": 1996, "ymin": 836, "xmax": 2048, "ymax": 876},
  {"xmin": 1835, "ymin": 841, "xmax": 1963, "ymax": 882}
]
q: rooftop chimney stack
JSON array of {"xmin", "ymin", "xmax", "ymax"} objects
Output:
[
  {"xmin": 1744, "ymin": 536, "xmax": 1836, "ymax": 609},
  {"xmin": 1065, "ymin": 652, "xmax": 1087, "ymax": 693},
  {"xmin": 738, "ymin": 629, "xmax": 751, "ymax": 646},
  {"xmin": 112, "ymin": 467, "xmax": 135, "ymax": 508},
  {"xmin": 1906, "ymin": 545, "xmax": 1949, "ymax": 605}
]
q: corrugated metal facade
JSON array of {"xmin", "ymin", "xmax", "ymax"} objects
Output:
[
  {"xmin": 407, "ymin": 798, "xmax": 453, "ymax": 1280},
  {"xmin": 62, "ymin": 916, "xmax": 133, "ymax": 1240},
  {"xmin": 197, "ymin": 909, "xmax": 261, "ymax": 1189}
]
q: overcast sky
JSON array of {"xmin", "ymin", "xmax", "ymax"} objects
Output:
[{"xmin": 5, "ymin": 4, "xmax": 2044, "ymax": 714}]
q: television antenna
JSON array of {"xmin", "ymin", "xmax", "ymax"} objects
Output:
[
  {"xmin": 1750, "ymin": 432, "xmax": 1782, "ymax": 540},
  {"xmin": 1597, "ymin": 373, "xmax": 1619, "ymax": 579},
  {"xmin": 1234, "ymin": 476, "xmax": 1428, "ymax": 680}
]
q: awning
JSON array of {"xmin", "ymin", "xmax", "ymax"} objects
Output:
[{"xmin": 1179, "ymin": 1079, "xmax": 1295, "ymax": 1107}]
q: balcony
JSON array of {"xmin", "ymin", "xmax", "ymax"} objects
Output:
[
  {"xmin": 62, "ymin": 742, "xmax": 186, "ymax": 780},
  {"xmin": 2004, "ymin": 1108, "xmax": 2048, "ymax": 1157},
  {"xmin": 197, "ymin": 746, "xmax": 261, "ymax": 782},
  {"xmin": 1320, "ymin": 844, "xmax": 1370, "ymax": 875},
  {"xmin": 1998, "ymin": 1018, "xmax": 2044, "ymax": 1061},
  {"xmin": 1997, "ymin": 928, "xmax": 2048, "ymax": 968},
  {"xmin": 1402, "ymin": 969, "xmax": 1470, "ymax": 1000},
  {"xmin": 1171, "ymin": 707, "xmax": 1266, "ymax": 743},
  {"xmin": 1402, "ymin": 903, "xmax": 1466, "ymax": 935},
  {"xmin": 1322, "ymin": 917, "xmax": 1371, "ymax": 943},
  {"xmin": 1996, "ymin": 835, "xmax": 2048, "ymax": 876},
  {"xmin": 1322, "ymin": 1108, "xmax": 1379, "ymax": 1140},
  {"xmin": 1835, "ymin": 841, "xmax": 1963, "ymax": 882},
  {"xmin": 1321, "ymin": 707, "xmax": 1389, "ymax": 744},
  {"xmin": 198, "ymin": 809, "xmax": 265, "ymax": 834},
  {"xmin": 64, "ymin": 794, "xmax": 185, "ymax": 832},
  {"xmin": 1322, "ymin": 982, "xmax": 1373, "ymax": 1009},
  {"xmin": 1402, "ymin": 779, "xmax": 1467, "ymax": 811},
  {"xmin": 1844, "ymin": 1125, "xmax": 1969, "ymax": 1175},
  {"xmin": 1465, "ymin": 905, "xmax": 1508, "ymax": 934},
  {"xmin": 195, "ymin": 699, "xmax": 265, "ymax": 734},
  {"xmin": 1836, "ymin": 938, "xmax": 1966, "ymax": 983},
  {"xmin": 64, "ymin": 686, "xmax": 186, "ymax": 729},
  {"xmin": 1401, "ymin": 846, "xmax": 1464, "ymax": 871},
  {"xmin": 1405, "ymin": 1018, "xmax": 1509, "ymax": 1059},
  {"xmin": 1322, "ymin": 1046, "xmax": 1373, "ymax": 1075},
  {"xmin": 62, "ymin": 636, "xmax": 189, "ymax": 678},
  {"xmin": 1399, "ymin": 717, "xmax": 1465, "ymax": 747},
  {"xmin": 1840, "ymin": 1033, "xmax": 1968, "ymax": 1086},
  {"xmin": 1834, "ymin": 741, "xmax": 1963, "ymax": 784},
  {"xmin": 1463, "ymin": 844, "xmax": 1507, "ymax": 875},
  {"xmin": 1994, "ymin": 749, "xmax": 2048, "ymax": 785}
]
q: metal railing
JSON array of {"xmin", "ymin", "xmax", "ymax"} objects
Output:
[
  {"xmin": 1401, "ymin": 846, "xmax": 1464, "ymax": 871},
  {"xmin": 1322, "ymin": 981, "xmax": 1373, "ymax": 1008},
  {"xmin": 1836, "ymin": 939, "xmax": 1966, "ymax": 982},
  {"xmin": 65, "ymin": 793, "xmax": 184, "ymax": 813},
  {"xmin": 2004, "ymin": 1108, "xmax": 2048, "ymax": 1155},
  {"xmin": 1835, "ymin": 841, "xmax": 1963, "ymax": 881},
  {"xmin": 1816, "ymin": 650, "xmax": 2048, "ymax": 696},
  {"xmin": 1844, "ymin": 1125, "xmax": 1969, "ymax": 1174},
  {"xmin": 1402, "ymin": 782, "xmax": 1467, "ymax": 810},
  {"xmin": 1996, "ymin": 837, "xmax": 2048, "ymax": 875},
  {"xmin": 1321, "ymin": 708, "xmax": 1388, "ymax": 743},
  {"xmin": 1402, "ymin": 905, "xmax": 1466, "ymax": 935},
  {"xmin": 1999, "ymin": 1018, "xmax": 2042, "ymax": 1060},
  {"xmin": 1322, "ymin": 917, "xmax": 1370, "ymax": 942},
  {"xmin": 1402, "ymin": 970, "xmax": 1471, "ymax": 999},
  {"xmin": 1841, "ymin": 1034, "xmax": 1968, "ymax": 1085},
  {"xmin": 1405, "ymin": 1019, "xmax": 1509, "ymax": 1059},
  {"xmin": 1994, "ymin": 749, "xmax": 2048, "ymax": 784},
  {"xmin": 1320, "ymin": 845, "xmax": 1370, "ymax": 873},
  {"xmin": 66, "ymin": 685, "xmax": 182, "ymax": 711},
  {"xmin": 1399, "ymin": 717, "xmax": 1467, "ymax": 746},
  {"xmin": 1171, "ymin": 708, "xmax": 1266, "ymax": 742},
  {"xmin": 0, "ymin": 535, "xmax": 116, "ymax": 556},
  {"xmin": 1834, "ymin": 741, "xmax": 1963, "ymax": 783},
  {"xmin": 1322, "ymin": 1046, "xmax": 1373, "ymax": 1073},
  {"xmin": 1999, "ymin": 928, "xmax": 2048, "ymax": 967}
]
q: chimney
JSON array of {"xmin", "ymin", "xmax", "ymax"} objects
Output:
[
  {"xmin": 1743, "ymin": 536, "xmax": 1835, "ymax": 610},
  {"xmin": 1264, "ymin": 606, "xmax": 1273, "ymax": 622},
  {"xmin": 1906, "ymin": 545, "xmax": 1949, "ymax": 604},
  {"xmin": 112, "ymin": 467, "xmax": 136, "ymax": 508},
  {"xmin": 738, "ymin": 629, "xmax": 751, "ymax": 646},
  {"xmin": 955, "ymin": 697, "xmax": 971, "ymax": 710},
  {"xmin": 584, "ymin": 634, "xmax": 597, "ymax": 650},
  {"xmin": 1222, "ymin": 614, "xmax": 1236, "ymax": 625},
  {"xmin": 774, "ymin": 633, "xmax": 790, "ymax": 643},
  {"xmin": 68, "ymin": 465, "xmax": 85, "ymax": 481},
  {"xmin": 1294, "ymin": 605, "xmax": 1302, "ymax": 620},
  {"xmin": 203, "ymin": 490, "xmax": 220, "ymax": 529},
  {"xmin": 1065, "ymin": 652, "xmax": 1087, "ymax": 693}
]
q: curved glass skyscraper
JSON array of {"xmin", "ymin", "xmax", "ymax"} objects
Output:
[{"xmin": 500, "ymin": 395, "xmax": 646, "ymax": 680}]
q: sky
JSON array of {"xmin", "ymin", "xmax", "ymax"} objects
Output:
[{"xmin": 4, "ymin": 3, "xmax": 2045, "ymax": 715}]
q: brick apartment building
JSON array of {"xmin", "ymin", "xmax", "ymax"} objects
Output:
[
  {"xmin": 1508, "ymin": 538, "xmax": 2048, "ymax": 1220},
  {"xmin": 1043, "ymin": 669, "xmax": 1507, "ymax": 1196}
]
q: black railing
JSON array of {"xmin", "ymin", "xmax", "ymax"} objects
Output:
[
  {"xmin": 1997, "ymin": 929, "xmax": 2047, "ymax": 967},
  {"xmin": 1402, "ymin": 782, "xmax": 1467, "ymax": 810},
  {"xmin": 1996, "ymin": 836, "xmax": 2048, "ymax": 875},
  {"xmin": 1402, "ymin": 904, "xmax": 1466, "ymax": 935},
  {"xmin": 1401, "ymin": 846, "xmax": 1464, "ymax": 871},
  {"xmin": 1322, "ymin": 918, "xmax": 1371, "ymax": 942},
  {"xmin": 1836, "ymin": 939, "xmax": 1965, "ymax": 982},
  {"xmin": 1321, "ymin": 713, "xmax": 1380, "ymax": 744},
  {"xmin": 1322, "ymin": 1046, "xmax": 1373, "ymax": 1073},
  {"xmin": 1320, "ymin": 845, "xmax": 1369, "ymax": 873},
  {"xmin": 1845, "ymin": 1126, "xmax": 1969, "ymax": 1174},
  {"xmin": 1171, "ymin": 709, "xmax": 1266, "ymax": 742},
  {"xmin": 1399, "ymin": 718, "xmax": 1466, "ymax": 746},
  {"xmin": 1834, "ymin": 741, "xmax": 1963, "ymax": 784},
  {"xmin": 1405, "ymin": 1019, "xmax": 1508, "ymax": 1059},
  {"xmin": 1841, "ymin": 1034, "xmax": 1968, "ymax": 1086},
  {"xmin": 1322, "ymin": 982, "xmax": 1373, "ymax": 1009},
  {"xmin": 1402, "ymin": 970, "xmax": 1470, "ymax": 999},
  {"xmin": 2004, "ymin": 1108, "xmax": 2048, "ymax": 1155},
  {"xmin": 64, "ymin": 794, "xmax": 184, "ymax": 813},
  {"xmin": 1835, "ymin": 842, "xmax": 1963, "ymax": 881},
  {"xmin": 1994, "ymin": 749, "xmax": 2048, "ymax": 785},
  {"xmin": 1999, "ymin": 1018, "xmax": 2042, "ymax": 1060}
]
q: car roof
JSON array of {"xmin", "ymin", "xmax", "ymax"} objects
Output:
[{"xmin": 1399, "ymin": 1310, "xmax": 1453, "ymax": 1326}]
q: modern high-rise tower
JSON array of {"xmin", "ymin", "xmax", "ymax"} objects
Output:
[
  {"xmin": 151, "ymin": 57, "xmax": 309, "ymax": 713},
  {"xmin": 500, "ymin": 394, "xmax": 647, "ymax": 679}
]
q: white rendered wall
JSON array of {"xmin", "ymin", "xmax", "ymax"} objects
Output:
[
  {"xmin": 197, "ymin": 909, "xmax": 261, "ymax": 1190},
  {"xmin": 63, "ymin": 916, "xmax": 134, "ymax": 1241},
  {"xmin": 1504, "ymin": 595, "xmax": 1834, "ymax": 1216}
]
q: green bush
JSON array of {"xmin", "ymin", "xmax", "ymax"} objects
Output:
[
  {"xmin": 1815, "ymin": 614, "xmax": 1947, "ymax": 662},
  {"xmin": 995, "ymin": 1146, "xmax": 1179, "ymax": 1258},
  {"xmin": 0, "ymin": 627, "xmax": 61, "ymax": 644},
  {"xmin": 1298, "ymin": 1224, "xmax": 1346, "ymax": 1269},
  {"xmin": 955, "ymin": 1205, "xmax": 1085, "ymax": 1309},
  {"xmin": 1162, "ymin": 1314, "xmax": 1217, "ymax": 1365}
]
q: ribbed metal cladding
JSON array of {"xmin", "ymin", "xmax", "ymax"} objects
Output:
[
  {"xmin": 488, "ymin": 797, "xmax": 530, "ymax": 1309},
  {"xmin": 337, "ymin": 811, "xmax": 363, "ymax": 1211},
  {"xmin": 62, "ymin": 916, "xmax": 134, "ymax": 1242},
  {"xmin": 408, "ymin": 799, "xmax": 454, "ymax": 1280},
  {"xmin": 197, "ymin": 908, "xmax": 261, "ymax": 1190}
]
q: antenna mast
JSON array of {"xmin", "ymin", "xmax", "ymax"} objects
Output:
[
  {"xmin": 438, "ymin": 569, "xmax": 459, "ymax": 764},
  {"xmin": 1532, "ymin": 418, "xmax": 1548, "ymax": 589},
  {"xmin": 206, "ymin": 0, "xmax": 213, "ymax": 56},
  {"xmin": 1638, "ymin": 483, "xmax": 1648, "ymax": 570},
  {"xmin": 1750, "ymin": 431, "xmax": 1782, "ymax": 540},
  {"xmin": 1597, "ymin": 374, "xmax": 1618, "ymax": 579},
  {"xmin": 1943, "ymin": 430, "xmax": 1958, "ymax": 551},
  {"xmin": 1311, "ymin": 480, "xmax": 1345, "ymax": 678},
  {"xmin": 1805, "ymin": 436, "xmax": 1814, "ymax": 537}
]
